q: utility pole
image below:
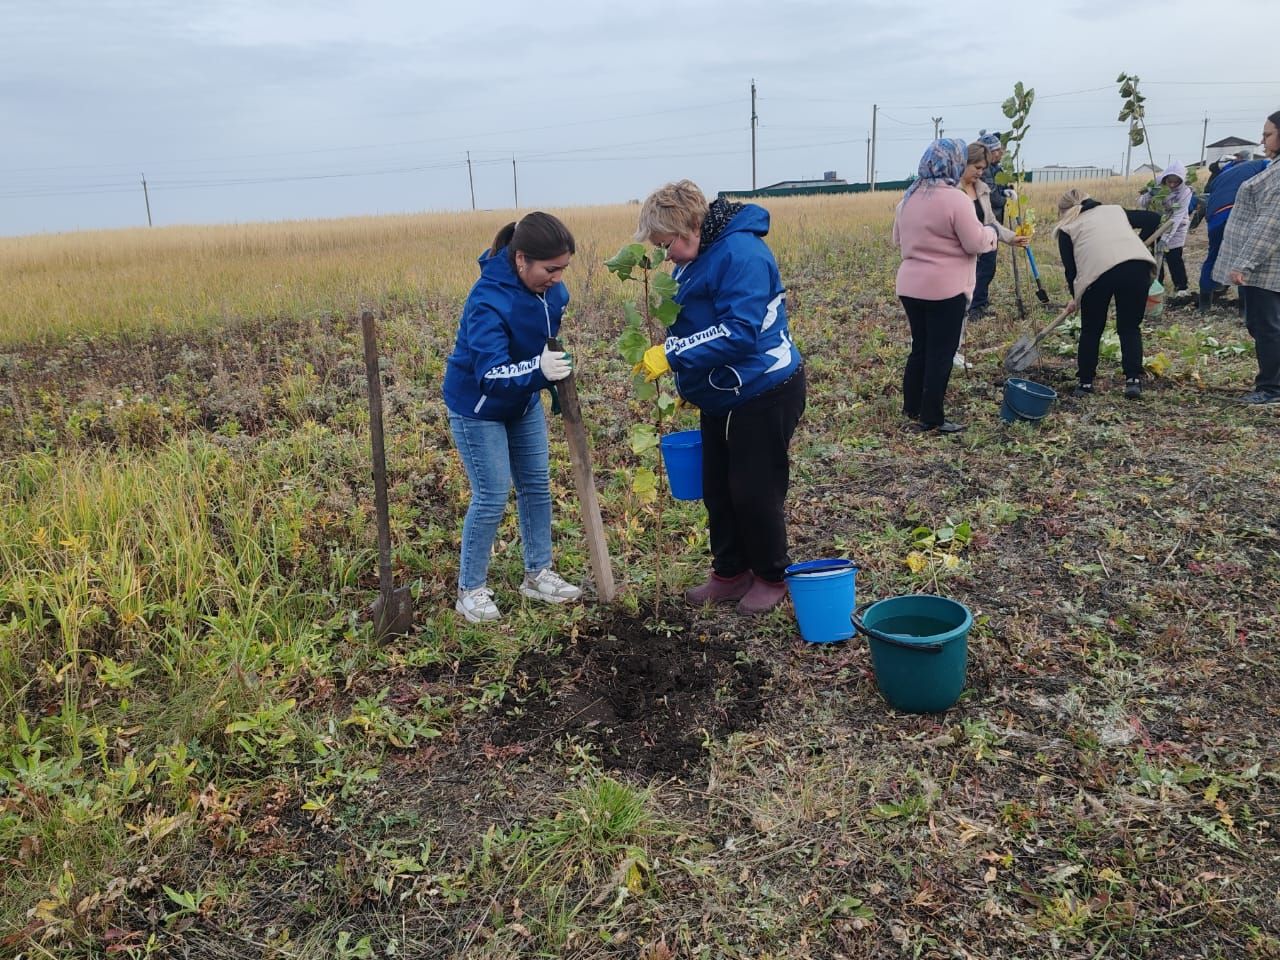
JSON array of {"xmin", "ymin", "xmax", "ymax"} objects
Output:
[
  {"xmin": 512, "ymin": 154, "xmax": 518, "ymax": 210},
  {"xmin": 1124, "ymin": 119, "xmax": 1134, "ymax": 180},
  {"xmin": 466, "ymin": 151, "xmax": 476, "ymax": 210},
  {"xmin": 932, "ymin": 116, "xmax": 943, "ymax": 140},
  {"xmin": 1200, "ymin": 115, "xmax": 1209, "ymax": 166},
  {"xmin": 870, "ymin": 104, "xmax": 878, "ymax": 191},
  {"xmin": 866, "ymin": 133, "xmax": 871, "ymax": 184},
  {"xmin": 141, "ymin": 173, "xmax": 152, "ymax": 227},
  {"xmin": 750, "ymin": 78, "xmax": 758, "ymax": 190}
]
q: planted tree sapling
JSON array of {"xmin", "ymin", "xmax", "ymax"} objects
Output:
[{"xmin": 604, "ymin": 242, "xmax": 687, "ymax": 612}]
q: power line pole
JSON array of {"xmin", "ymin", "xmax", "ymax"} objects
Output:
[
  {"xmin": 512, "ymin": 154, "xmax": 518, "ymax": 210},
  {"xmin": 1124, "ymin": 119, "xmax": 1133, "ymax": 180},
  {"xmin": 932, "ymin": 116, "xmax": 943, "ymax": 140},
  {"xmin": 870, "ymin": 104, "xmax": 878, "ymax": 192},
  {"xmin": 1200, "ymin": 114, "xmax": 1209, "ymax": 165},
  {"xmin": 750, "ymin": 78, "xmax": 758, "ymax": 190},
  {"xmin": 141, "ymin": 173, "xmax": 152, "ymax": 227},
  {"xmin": 466, "ymin": 151, "xmax": 476, "ymax": 210},
  {"xmin": 866, "ymin": 132, "xmax": 871, "ymax": 184}
]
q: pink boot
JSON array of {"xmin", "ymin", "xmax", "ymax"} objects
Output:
[
  {"xmin": 685, "ymin": 570, "xmax": 754, "ymax": 605},
  {"xmin": 737, "ymin": 577, "xmax": 788, "ymax": 615}
]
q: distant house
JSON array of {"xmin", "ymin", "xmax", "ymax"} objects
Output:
[
  {"xmin": 1027, "ymin": 164, "xmax": 1116, "ymax": 183},
  {"xmin": 1206, "ymin": 136, "xmax": 1259, "ymax": 163},
  {"xmin": 1132, "ymin": 163, "xmax": 1162, "ymax": 179},
  {"xmin": 720, "ymin": 170, "xmax": 862, "ymax": 199}
]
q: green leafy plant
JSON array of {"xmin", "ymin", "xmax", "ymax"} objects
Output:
[
  {"xmin": 997, "ymin": 81, "xmax": 1037, "ymax": 234},
  {"xmin": 1117, "ymin": 72, "xmax": 1156, "ymax": 176},
  {"xmin": 605, "ymin": 242, "xmax": 687, "ymax": 611}
]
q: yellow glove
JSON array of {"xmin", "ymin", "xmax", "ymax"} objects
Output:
[{"xmin": 635, "ymin": 344, "xmax": 670, "ymax": 381}]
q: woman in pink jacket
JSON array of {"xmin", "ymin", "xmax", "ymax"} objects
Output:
[{"xmin": 893, "ymin": 139, "xmax": 999, "ymax": 433}]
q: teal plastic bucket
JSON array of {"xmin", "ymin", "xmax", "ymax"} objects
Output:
[
  {"xmin": 659, "ymin": 430, "xmax": 702, "ymax": 500},
  {"xmin": 1001, "ymin": 378, "xmax": 1056, "ymax": 424},
  {"xmin": 853, "ymin": 596, "xmax": 972, "ymax": 713},
  {"xmin": 785, "ymin": 559, "xmax": 858, "ymax": 644}
]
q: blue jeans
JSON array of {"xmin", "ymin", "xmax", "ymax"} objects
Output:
[{"xmin": 448, "ymin": 402, "xmax": 552, "ymax": 590}]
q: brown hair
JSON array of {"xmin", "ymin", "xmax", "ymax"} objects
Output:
[
  {"xmin": 966, "ymin": 142, "xmax": 989, "ymax": 166},
  {"xmin": 489, "ymin": 211, "xmax": 575, "ymax": 265}
]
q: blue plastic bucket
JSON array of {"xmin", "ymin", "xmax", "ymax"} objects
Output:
[
  {"xmin": 659, "ymin": 430, "xmax": 702, "ymax": 500},
  {"xmin": 853, "ymin": 595, "xmax": 972, "ymax": 713},
  {"xmin": 1001, "ymin": 378, "xmax": 1057, "ymax": 423},
  {"xmin": 785, "ymin": 559, "xmax": 858, "ymax": 644}
]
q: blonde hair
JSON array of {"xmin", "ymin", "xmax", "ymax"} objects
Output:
[
  {"xmin": 634, "ymin": 179, "xmax": 709, "ymax": 241},
  {"xmin": 1054, "ymin": 188, "xmax": 1090, "ymax": 235}
]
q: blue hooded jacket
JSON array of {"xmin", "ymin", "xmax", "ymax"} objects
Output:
[
  {"xmin": 1206, "ymin": 158, "xmax": 1270, "ymax": 231},
  {"xmin": 442, "ymin": 246, "xmax": 568, "ymax": 420},
  {"xmin": 663, "ymin": 204, "xmax": 801, "ymax": 415}
]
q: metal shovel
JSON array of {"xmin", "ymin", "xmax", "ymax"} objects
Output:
[
  {"xmin": 361, "ymin": 310, "xmax": 414, "ymax": 640},
  {"xmin": 1003, "ymin": 304, "xmax": 1075, "ymax": 373}
]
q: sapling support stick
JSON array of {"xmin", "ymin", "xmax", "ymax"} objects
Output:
[{"xmin": 547, "ymin": 336, "xmax": 617, "ymax": 603}]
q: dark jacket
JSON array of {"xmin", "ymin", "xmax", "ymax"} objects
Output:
[
  {"xmin": 1206, "ymin": 159, "xmax": 1270, "ymax": 231},
  {"xmin": 663, "ymin": 204, "xmax": 801, "ymax": 415},
  {"xmin": 442, "ymin": 246, "xmax": 568, "ymax": 420},
  {"xmin": 982, "ymin": 163, "xmax": 1007, "ymax": 223}
]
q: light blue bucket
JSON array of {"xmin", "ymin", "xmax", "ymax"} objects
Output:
[
  {"xmin": 785, "ymin": 559, "xmax": 858, "ymax": 644},
  {"xmin": 660, "ymin": 430, "xmax": 702, "ymax": 500}
]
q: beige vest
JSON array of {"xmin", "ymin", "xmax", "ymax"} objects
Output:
[{"xmin": 1059, "ymin": 205, "xmax": 1155, "ymax": 296}]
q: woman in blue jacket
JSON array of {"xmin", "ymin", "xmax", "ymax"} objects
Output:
[
  {"xmin": 634, "ymin": 180, "xmax": 806, "ymax": 615},
  {"xmin": 442, "ymin": 212, "xmax": 581, "ymax": 623}
]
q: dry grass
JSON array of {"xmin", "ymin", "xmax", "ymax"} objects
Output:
[{"xmin": 0, "ymin": 181, "xmax": 1131, "ymax": 346}]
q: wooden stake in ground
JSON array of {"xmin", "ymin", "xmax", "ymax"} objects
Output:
[
  {"xmin": 361, "ymin": 311, "xmax": 414, "ymax": 640},
  {"xmin": 548, "ymin": 337, "xmax": 617, "ymax": 602}
]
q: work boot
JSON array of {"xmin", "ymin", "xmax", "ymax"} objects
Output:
[
  {"xmin": 737, "ymin": 577, "xmax": 788, "ymax": 615},
  {"xmin": 1197, "ymin": 289, "xmax": 1213, "ymax": 313},
  {"xmin": 685, "ymin": 570, "xmax": 753, "ymax": 605},
  {"xmin": 1124, "ymin": 378, "xmax": 1143, "ymax": 400}
]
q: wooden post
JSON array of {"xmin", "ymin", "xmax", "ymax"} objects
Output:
[{"xmin": 548, "ymin": 338, "xmax": 617, "ymax": 602}]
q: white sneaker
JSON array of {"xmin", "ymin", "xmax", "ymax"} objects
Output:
[
  {"xmin": 952, "ymin": 352, "xmax": 971, "ymax": 369},
  {"xmin": 519, "ymin": 568, "xmax": 583, "ymax": 604},
  {"xmin": 456, "ymin": 586, "xmax": 500, "ymax": 623}
]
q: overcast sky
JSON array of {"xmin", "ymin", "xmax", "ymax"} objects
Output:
[{"xmin": 3, "ymin": 0, "xmax": 1277, "ymax": 237}]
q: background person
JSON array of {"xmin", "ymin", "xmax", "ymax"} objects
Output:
[
  {"xmin": 893, "ymin": 138, "xmax": 999, "ymax": 433},
  {"xmin": 1213, "ymin": 110, "xmax": 1280, "ymax": 405},
  {"xmin": 1137, "ymin": 161, "xmax": 1194, "ymax": 304},
  {"xmin": 441, "ymin": 212, "xmax": 583, "ymax": 623},
  {"xmin": 1054, "ymin": 189, "xmax": 1159, "ymax": 399},
  {"xmin": 957, "ymin": 141, "xmax": 1030, "ymax": 364},
  {"xmin": 969, "ymin": 130, "xmax": 1009, "ymax": 320},
  {"xmin": 1198, "ymin": 151, "xmax": 1269, "ymax": 312},
  {"xmin": 634, "ymin": 180, "xmax": 805, "ymax": 616}
]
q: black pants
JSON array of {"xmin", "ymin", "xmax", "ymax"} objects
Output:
[
  {"xmin": 971, "ymin": 251, "xmax": 998, "ymax": 314},
  {"xmin": 1159, "ymin": 247, "xmax": 1188, "ymax": 292},
  {"xmin": 900, "ymin": 294, "xmax": 966, "ymax": 426},
  {"xmin": 1242, "ymin": 286, "xmax": 1280, "ymax": 395},
  {"xmin": 1078, "ymin": 259, "xmax": 1149, "ymax": 382},
  {"xmin": 700, "ymin": 366, "xmax": 806, "ymax": 584}
]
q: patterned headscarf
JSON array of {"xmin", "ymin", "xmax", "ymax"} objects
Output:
[
  {"xmin": 698, "ymin": 197, "xmax": 746, "ymax": 253},
  {"xmin": 903, "ymin": 138, "xmax": 968, "ymax": 201}
]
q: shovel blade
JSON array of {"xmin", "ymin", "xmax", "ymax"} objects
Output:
[
  {"xmin": 371, "ymin": 587, "xmax": 414, "ymax": 641},
  {"xmin": 1003, "ymin": 336, "xmax": 1038, "ymax": 373}
]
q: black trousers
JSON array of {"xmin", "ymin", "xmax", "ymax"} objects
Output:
[
  {"xmin": 1242, "ymin": 286, "xmax": 1280, "ymax": 395},
  {"xmin": 900, "ymin": 294, "xmax": 966, "ymax": 426},
  {"xmin": 700, "ymin": 365, "xmax": 806, "ymax": 584},
  {"xmin": 1078, "ymin": 259, "xmax": 1149, "ymax": 382},
  {"xmin": 1159, "ymin": 247, "xmax": 1188, "ymax": 292}
]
